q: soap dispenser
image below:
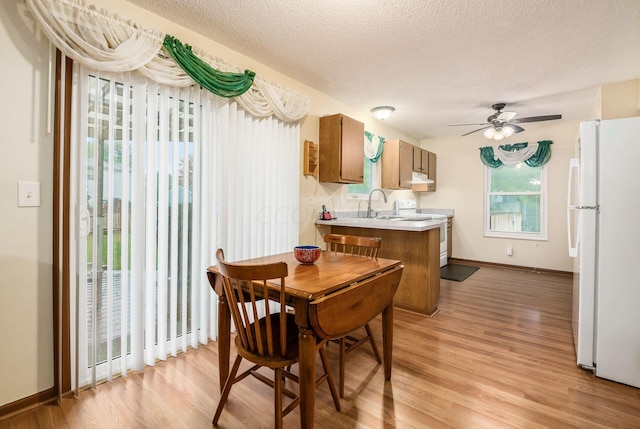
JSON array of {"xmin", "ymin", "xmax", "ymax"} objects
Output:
[{"xmin": 321, "ymin": 205, "xmax": 332, "ymax": 220}]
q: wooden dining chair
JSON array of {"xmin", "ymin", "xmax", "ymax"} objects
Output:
[
  {"xmin": 323, "ymin": 233, "xmax": 383, "ymax": 398},
  {"xmin": 211, "ymin": 248, "xmax": 340, "ymax": 428}
]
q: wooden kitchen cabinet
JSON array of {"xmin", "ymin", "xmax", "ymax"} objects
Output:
[
  {"xmin": 413, "ymin": 146, "xmax": 430, "ymax": 175},
  {"xmin": 330, "ymin": 225, "xmax": 441, "ymax": 315},
  {"xmin": 383, "ymin": 139, "xmax": 437, "ymax": 192},
  {"xmin": 427, "ymin": 151, "xmax": 437, "ymax": 191},
  {"xmin": 381, "ymin": 139, "xmax": 413, "ymax": 190},
  {"xmin": 410, "ymin": 149, "xmax": 437, "ymax": 192},
  {"xmin": 319, "ymin": 113, "xmax": 364, "ymax": 183}
]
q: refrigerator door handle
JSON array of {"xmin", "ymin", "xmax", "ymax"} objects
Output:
[{"xmin": 567, "ymin": 158, "xmax": 579, "ymax": 257}]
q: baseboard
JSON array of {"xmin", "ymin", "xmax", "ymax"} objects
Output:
[
  {"xmin": 448, "ymin": 258, "xmax": 572, "ymax": 277},
  {"xmin": 0, "ymin": 387, "xmax": 57, "ymax": 420}
]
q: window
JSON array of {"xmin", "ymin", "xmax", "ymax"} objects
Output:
[
  {"xmin": 347, "ymin": 158, "xmax": 381, "ymax": 199},
  {"xmin": 347, "ymin": 132, "xmax": 383, "ymax": 201},
  {"xmin": 484, "ymin": 164, "xmax": 546, "ymax": 240}
]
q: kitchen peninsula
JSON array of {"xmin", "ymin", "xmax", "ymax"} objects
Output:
[{"xmin": 315, "ymin": 215, "xmax": 444, "ymax": 315}]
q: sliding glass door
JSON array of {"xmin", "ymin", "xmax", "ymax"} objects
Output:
[
  {"xmin": 73, "ymin": 68, "xmax": 218, "ymax": 387},
  {"xmin": 70, "ymin": 65, "xmax": 300, "ymax": 389}
]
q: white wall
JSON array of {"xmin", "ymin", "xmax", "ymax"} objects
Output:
[
  {"xmin": 417, "ymin": 120, "xmax": 581, "ymax": 272},
  {"xmin": 602, "ymin": 79, "xmax": 640, "ymax": 119},
  {"xmin": 0, "ymin": 0, "xmax": 54, "ymax": 406}
]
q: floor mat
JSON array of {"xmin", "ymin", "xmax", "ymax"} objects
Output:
[{"xmin": 440, "ymin": 264, "xmax": 479, "ymax": 282}]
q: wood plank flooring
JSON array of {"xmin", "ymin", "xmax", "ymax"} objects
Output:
[{"xmin": 2, "ymin": 266, "xmax": 640, "ymax": 428}]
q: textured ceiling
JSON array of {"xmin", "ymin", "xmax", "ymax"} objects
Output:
[{"xmin": 125, "ymin": 0, "xmax": 640, "ymax": 139}]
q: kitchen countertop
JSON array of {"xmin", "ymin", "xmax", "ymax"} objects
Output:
[{"xmin": 315, "ymin": 210, "xmax": 447, "ymax": 232}]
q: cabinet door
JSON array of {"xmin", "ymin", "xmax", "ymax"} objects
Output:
[
  {"xmin": 421, "ymin": 149, "xmax": 430, "ymax": 174},
  {"xmin": 412, "ymin": 146, "xmax": 422, "ymax": 172},
  {"xmin": 319, "ymin": 114, "xmax": 364, "ymax": 183},
  {"xmin": 428, "ymin": 151, "xmax": 436, "ymax": 190},
  {"xmin": 339, "ymin": 115, "xmax": 364, "ymax": 183},
  {"xmin": 412, "ymin": 147, "xmax": 430, "ymax": 174},
  {"xmin": 399, "ymin": 142, "xmax": 413, "ymax": 188}
]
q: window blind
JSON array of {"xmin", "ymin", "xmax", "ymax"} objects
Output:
[{"xmin": 69, "ymin": 63, "xmax": 300, "ymax": 389}]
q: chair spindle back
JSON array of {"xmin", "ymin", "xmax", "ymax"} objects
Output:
[
  {"xmin": 323, "ymin": 233, "xmax": 381, "ymax": 259},
  {"xmin": 215, "ymin": 249, "xmax": 289, "ymax": 358}
]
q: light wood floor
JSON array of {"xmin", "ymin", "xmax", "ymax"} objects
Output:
[{"xmin": 3, "ymin": 266, "xmax": 640, "ymax": 428}]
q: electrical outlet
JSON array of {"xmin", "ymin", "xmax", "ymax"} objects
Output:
[
  {"xmin": 507, "ymin": 245, "xmax": 513, "ymax": 256},
  {"xmin": 307, "ymin": 196, "xmax": 314, "ymax": 206}
]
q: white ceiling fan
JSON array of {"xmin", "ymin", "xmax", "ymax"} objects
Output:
[{"xmin": 450, "ymin": 103, "xmax": 562, "ymax": 139}]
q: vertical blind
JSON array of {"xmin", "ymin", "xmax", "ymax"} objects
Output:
[
  {"xmin": 69, "ymin": 63, "xmax": 300, "ymax": 389},
  {"xmin": 215, "ymin": 101, "xmax": 300, "ymax": 261}
]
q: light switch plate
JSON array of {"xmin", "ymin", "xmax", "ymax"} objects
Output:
[{"xmin": 18, "ymin": 181, "xmax": 41, "ymax": 207}]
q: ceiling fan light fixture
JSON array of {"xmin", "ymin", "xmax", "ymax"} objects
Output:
[
  {"xmin": 503, "ymin": 125, "xmax": 514, "ymax": 137},
  {"xmin": 484, "ymin": 125, "xmax": 514, "ymax": 140},
  {"xmin": 483, "ymin": 128, "xmax": 495, "ymax": 139},
  {"xmin": 371, "ymin": 106, "xmax": 395, "ymax": 121}
]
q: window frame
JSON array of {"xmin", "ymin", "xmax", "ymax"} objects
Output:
[{"xmin": 483, "ymin": 164, "xmax": 548, "ymax": 241}]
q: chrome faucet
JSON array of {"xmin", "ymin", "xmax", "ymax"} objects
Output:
[{"xmin": 367, "ymin": 188, "xmax": 388, "ymax": 218}]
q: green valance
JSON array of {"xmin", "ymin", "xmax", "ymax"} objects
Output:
[
  {"xmin": 479, "ymin": 140, "xmax": 553, "ymax": 168},
  {"xmin": 163, "ymin": 35, "xmax": 255, "ymax": 98},
  {"xmin": 364, "ymin": 131, "xmax": 385, "ymax": 162}
]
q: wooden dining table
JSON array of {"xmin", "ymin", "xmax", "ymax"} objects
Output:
[{"xmin": 207, "ymin": 250, "xmax": 403, "ymax": 428}]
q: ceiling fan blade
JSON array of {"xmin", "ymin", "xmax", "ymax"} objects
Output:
[
  {"xmin": 460, "ymin": 126, "xmax": 490, "ymax": 137},
  {"xmin": 513, "ymin": 114, "xmax": 562, "ymax": 123},
  {"xmin": 497, "ymin": 111, "xmax": 516, "ymax": 121},
  {"xmin": 448, "ymin": 123, "xmax": 489, "ymax": 127},
  {"xmin": 510, "ymin": 124, "xmax": 525, "ymax": 133}
]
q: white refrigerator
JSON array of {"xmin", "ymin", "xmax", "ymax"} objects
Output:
[{"xmin": 568, "ymin": 117, "xmax": 640, "ymax": 389}]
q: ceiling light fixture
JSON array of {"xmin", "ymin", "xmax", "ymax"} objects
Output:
[
  {"xmin": 484, "ymin": 125, "xmax": 515, "ymax": 140},
  {"xmin": 371, "ymin": 106, "xmax": 395, "ymax": 121}
]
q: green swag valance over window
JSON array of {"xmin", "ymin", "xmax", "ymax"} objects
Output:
[
  {"xmin": 364, "ymin": 131, "xmax": 385, "ymax": 162},
  {"xmin": 25, "ymin": 0, "xmax": 309, "ymax": 122},
  {"xmin": 163, "ymin": 35, "xmax": 255, "ymax": 98},
  {"xmin": 479, "ymin": 140, "xmax": 553, "ymax": 168}
]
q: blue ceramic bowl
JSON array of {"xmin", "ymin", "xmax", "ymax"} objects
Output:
[{"xmin": 294, "ymin": 245, "xmax": 321, "ymax": 264}]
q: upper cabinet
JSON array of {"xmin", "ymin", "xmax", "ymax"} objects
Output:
[
  {"xmin": 427, "ymin": 151, "xmax": 437, "ymax": 191},
  {"xmin": 319, "ymin": 114, "xmax": 364, "ymax": 184},
  {"xmin": 381, "ymin": 139, "xmax": 414, "ymax": 189},
  {"xmin": 382, "ymin": 139, "xmax": 437, "ymax": 192},
  {"xmin": 412, "ymin": 146, "xmax": 430, "ymax": 175}
]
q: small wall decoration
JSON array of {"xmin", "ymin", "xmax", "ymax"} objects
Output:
[{"xmin": 303, "ymin": 140, "xmax": 318, "ymax": 176}]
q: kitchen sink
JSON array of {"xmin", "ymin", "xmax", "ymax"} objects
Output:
[
  {"xmin": 374, "ymin": 215, "xmax": 407, "ymax": 220},
  {"xmin": 329, "ymin": 215, "xmax": 445, "ymax": 224},
  {"xmin": 376, "ymin": 215, "xmax": 437, "ymax": 222}
]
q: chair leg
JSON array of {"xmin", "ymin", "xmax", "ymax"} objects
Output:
[
  {"xmin": 213, "ymin": 355, "xmax": 243, "ymax": 425},
  {"xmin": 319, "ymin": 344, "xmax": 341, "ymax": 411},
  {"xmin": 364, "ymin": 323, "xmax": 382, "ymax": 364},
  {"xmin": 274, "ymin": 367, "xmax": 283, "ymax": 429},
  {"xmin": 339, "ymin": 337, "xmax": 346, "ymax": 398}
]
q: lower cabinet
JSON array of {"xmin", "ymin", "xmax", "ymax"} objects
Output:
[{"xmin": 330, "ymin": 225, "xmax": 441, "ymax": 315}]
